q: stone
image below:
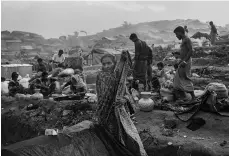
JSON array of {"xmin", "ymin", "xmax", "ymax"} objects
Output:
[{"xmin": 63, "ymin": 110, "xmax": 72, "ymax": 116}]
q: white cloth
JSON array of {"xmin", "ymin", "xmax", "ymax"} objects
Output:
[{"xmin": 52, "ymin": 54, "xmax": 65, "ymax": 63}]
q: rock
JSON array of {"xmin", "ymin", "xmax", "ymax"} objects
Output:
[
  {"xmin": 164, "ymin": 118, "xmax": 177, "ymax": 129},
  {"xmin": 161, "ymin": 128, "xmax": 174, "ymax": 137},
  {"xmin": 63, "ymin": 110, "xmax": 72, "ymax": 116}
]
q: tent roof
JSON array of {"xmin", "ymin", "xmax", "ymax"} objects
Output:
[
  {"xmin": 92, "ymin": 48, "xmax": 134, "ymax": 55},
  {"xmin": 92, "ymin": 48, "xmax": 120, "ymax": 55},
  {"xmin": 102, "ymin": 37, "xmax": 117, "ymax": 41}
]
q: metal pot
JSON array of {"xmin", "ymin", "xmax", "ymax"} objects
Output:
[{"xmin": 138, "ymin": 92, "xmax": 155, "ymax": 112}]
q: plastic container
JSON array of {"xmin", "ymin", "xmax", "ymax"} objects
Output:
[
  {"xmin": 19, "ymin": 74, "xmax": 30, "ymax": 88},
  {"xmin": 31, "ymin": 89, "xmax": 43, "ymax": 100},
  {"xmin": 1, "ymin": 64, "xmax": 32, "ymax": 79},
  {"xmin": 1, "ymin": 81, "xmax": 9, "ymax": 94},
  {"xmin": 206, "ymin": 83, "xmax": 228, "ymax": 99},
  {"xmin": 45, "ymin": 129, "xmax": 58, "ymax": 136}
]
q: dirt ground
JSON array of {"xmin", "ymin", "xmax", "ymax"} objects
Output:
[
  {"xmin": 136, "ymin": 110, "xmax": 229, "ymax": 156},
  {"xmin": 2, "ymin": 48, "xmax": 229, "ymax": 155}
]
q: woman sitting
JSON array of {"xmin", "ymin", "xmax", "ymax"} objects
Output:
[
  {"xmin": 61, "ymin": 70, "xmax": 87, "ymax": 94},
  {"xmin": 93, "ymin": 51, "xmax": 147, "ymax": 156}
]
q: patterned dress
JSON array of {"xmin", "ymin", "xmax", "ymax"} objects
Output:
[{"xmin": 95, "ymin": 51, "xmax": 148, "ymax": 156}]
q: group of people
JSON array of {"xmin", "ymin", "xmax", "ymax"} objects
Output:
[
  {"xmin": 3, "ymin": 23, "xmax": 218, "ymax": 156},
  {"xmin": 5, "ymin": 48, "xmax": 87, "ymax": 98},
  {"xmin": 183, "ymin": 21, "xmax": 218, "ymax": 45},
  {"xmin": 6, "ymin": 68, "xmax": 87, "ymax": 98},
  {"xmin": 89, "ymin": 25, "xmax": 196, "ymax": 155},
  {"xmin": 129, "ymin": 25, "xmax": 196, "ymax": 102}
]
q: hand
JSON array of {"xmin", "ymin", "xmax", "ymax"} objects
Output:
[
  {"xmin": 179, "ymin": 61, "xmax": 186, "ymax": 68},
  {"xmin": 61, "ymin": 87, "xmax": 65, "ymax": 92},
  {"xmin": 115, "ymin": 97, "xmax": 127, "ymax": 107}
]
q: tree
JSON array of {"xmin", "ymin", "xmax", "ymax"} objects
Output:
[
  {"xmin": 122, "ymin": 21, "xmax": 131, "ymax": 28},
  {"xmin": 74, "ymin": 31, "xmax": 79, "ymax": 38},
  {"xmin": 59, "ymin": 36, "xmax": 67, "ymax": 40}
]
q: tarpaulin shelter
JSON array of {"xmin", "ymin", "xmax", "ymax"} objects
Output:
[{"xmin": 90, "ymin": 48, "xmax": 134, "ymax": 65}]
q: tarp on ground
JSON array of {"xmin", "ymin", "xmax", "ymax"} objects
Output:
[
  {"xmin": 90, "ymin": 48, "xmax": 134, "ymax": 65},
  {"xmin": 2, "ymin": 121, "xmax": 137, "ymax": 156}
]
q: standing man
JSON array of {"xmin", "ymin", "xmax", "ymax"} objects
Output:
[
  {"xmin": 65, "ymin": 49, "xmax": 85, "ymax": 69},
  {"xmin": 52, "ymin": 49, "xmax": 65, "ymax": 69},
  {"xmin": 173, "ymin": 26, "xmax": 195, "ymax": 102},
  {"xmin": 129, "ymin": 33, "xmax": 153, "ymax": 91},
  {"xmin": 184, "ymin": 25, "xmax": 189, "ymax": 36},
  {"xmin": 209, "ymin": 21, "xmax": 218, "ymax": 45}
]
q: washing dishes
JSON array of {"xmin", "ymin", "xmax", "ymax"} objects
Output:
[
  {"xmin": 61, "ymin": 69, "xmax": 87, "ymax": 94},
  {"xmin": 29, "ymin": 71, "xmax": 53, "ymax": 97}
]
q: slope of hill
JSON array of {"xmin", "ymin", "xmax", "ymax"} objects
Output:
[
  {"xmin": 2, "ymin": 19, "xmax": 229, "ymax": 57},
  {"xmin": 95, "ymin": 19, "xmax": 228, "ymax": 42}
]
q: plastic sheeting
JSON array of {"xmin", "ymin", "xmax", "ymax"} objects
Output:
[
  {"xmin": 3, "ymin": 129, "xmax": 109, "ymax": 156},
  {"xmin": 2, "ymin": 121, "xmax": 139, "ymax": 156}
]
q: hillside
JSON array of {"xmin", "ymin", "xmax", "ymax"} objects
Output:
[
  {"xmin": 1, "ymin": 19, "xmax": 229, "ymax": 60},
  {"xmin": 95, "ymin": 19, "xmax": 228, "ymax": 43}
]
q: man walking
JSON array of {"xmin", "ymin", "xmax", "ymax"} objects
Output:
[
  {"xmin": 129, "ymin": 33, "xmax": 153, "ymax": 91},
  {"xmin": 209, "ymin": 21, "xmax": 218, "ymax": 45},
  {"xmin": 173, "ymin": 26, "xmax": 195, "ymax": 102}
]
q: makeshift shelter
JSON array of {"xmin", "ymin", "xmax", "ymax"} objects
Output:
[{"xmin": 90, "ymin": 48, "xmax": 134, "ymax": 65}]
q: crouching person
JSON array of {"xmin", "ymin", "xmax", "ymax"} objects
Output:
[
  {"xmin": 29, "ymin": 71, "xmax": 51, "ymax": 97},
  {"xmin": 8, "ymin": 72, "xmax": 25, "ymax": 97},
  {"xmin": 61, "ymin": 73, "xmax": 87, "ymax": 94}
]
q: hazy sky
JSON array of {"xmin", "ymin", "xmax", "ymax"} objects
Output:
[{"xmin": 1, "ymin": 1, "xmax": 229, "ymax": 38}]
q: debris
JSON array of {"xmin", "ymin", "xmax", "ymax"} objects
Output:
[
  {"xmin": 63, "ymin": 110, "xmax": 72, "ymax": 116},
  {"xmin": 192, "ymin": 73, "xmax": 200, "ymax": 78},
  {"xmin": 164, "ymin": 119, "xmax": 177, "ymax": 129},
  {"xmin": 168, "ymin": 142, "xmax": 173, "ymax": 145},
  {"xmin": 220, "ymin": 140, "xmax": 227, "ymax": 147},
  {"xmin": 161, "ymin": 128, "xmax": 174, "ymax": 137},
  {"xmin": 45, "ymin": 129, "xmax": 59, "ymax": 136},
  {"xmin": 191, "ymin": 137, "xmax": 205, "ymax": 140}
]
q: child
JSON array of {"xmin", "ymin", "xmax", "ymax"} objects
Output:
[
  {"xmin": 150, "ymin": 62, "xmax": 166, "ymax": 92},
  {"xmin": 156, "ymin": 62, "xmax": 166, "ymax": 78},
  {"xmin": 169, "ymin": 63, "xmax": 178, "ymax": 75}
]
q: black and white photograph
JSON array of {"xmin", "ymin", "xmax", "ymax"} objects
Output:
[{"xmin": 1, "ymin": 0, "xmax": 229, "ymax": 156}]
